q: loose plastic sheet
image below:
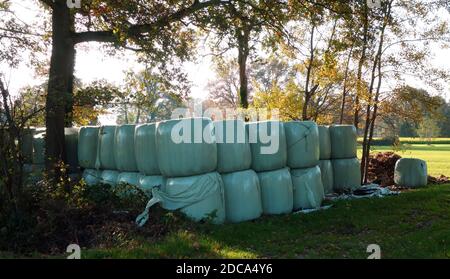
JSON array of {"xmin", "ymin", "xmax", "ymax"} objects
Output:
[{"xmin": 136, "ymin": 172, "xmax": 225, "ymax": 226}]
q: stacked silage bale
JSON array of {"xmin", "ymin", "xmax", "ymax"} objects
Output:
[
  {"xmin": 155, "ymin": 117, "xmax": 225, "ymax": 224},
  {"xmin": 245, "ymin": 120, "xmax": 292, "ymax": 217},
  {"xmin": 215, "ymin": 120, "xmax": 262, "ymax": 223},
  {"xmin": 97, "ymin": 125, "xmax": 120, "ymax": 186},
  {"xmin": 114, "ymin": 124, "xmax": 143, "ymax": 187},
  {"xmin": 329, "ymin": 125, "xmax": 361, "ymax": 191},
  {"xmin": 284, "ymin": 121, "xmax": 324, "ymax": 210},
  {"xmin": 23, "ymin": 127, "xmax": 79, "ymax": 183},
  {"xmin": 134, "ymin": 123, "xmax": 165, "ymax": 196},
  {"xmin": 318, "ymin": 125, "xmax": 334, "ymax": 194},
  {"xmin": 22, "ymin": 128, "xmax": 45, "ymax": 182},
  {"xmin": 79, "ymin": 126, "xmax": 101, "ymax": 185}
]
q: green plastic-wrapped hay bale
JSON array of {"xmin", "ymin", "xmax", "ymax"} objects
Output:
[
  {"xmin": 139, "ymin": 175, "xmax": 166, "ymax": 197},
  {"xmin": 247, "ymin": 121, "xmax": 287, "ymax": 172},
  {"xmin": 156, "ymin": 118, "xmax": 217, "ymax": 177},
  {"xmin": 332, "ymin": 158, "xmax": 361, "ymax": 191},
  {"xmin": 394, "ymin": 158, "xmax": 428, "ymax": 188},
  {"xmin": 222, "ymin": 169, "xmax": 262, "ymax": 223},
  {"xmin": 117, "ymin": 172, "xmax": 142, "ymax": 186},
  {"xmin": 214, "ymin": 120, "xmax": 251, "ymax": 174},
  {"xmin": 32, "ymin": 132, "xmax": 45, "ymax": 165},
  {"xmin": 135, "ymin": 123, "xmax": 160, "ymax": 175},
  {"xmin": 97, "ymin": 125, "xmax": 116, "ymax": 170},
  {"xmin": 21, "ymin": 128, "xmax": 35, "ymax": 164},
  {"xmin": 78, "ymin": 127, "xmax": 99, "ymax": 169},
  {"xmin": 318, "ymin": 160, "xmax": 334, "ymax": 194},
  {"xmin": 290, "ymin": 166, "xmax": 324, "ymax": 210},
  {"xmin": 64, "ymin": 127, "xmax": 79, "ymax": 172},
  {"xmin": 284, "ymin": 121, "xmax": 319, "ymax": 168},
  {"xmin": 318, "ymin": 125, "xmax": 331, "ymax": 160},
  {"xmin": 164, "ymin": 172, "xmax": 225, "ymax": 224},
  {"xmin": 329, "ymin": 125, "xmax": 357, "ymax": 159},
  {"xmin": 100, "ymin": 170, "xmax": 119, "ymax": 186},
  {"xmin": 114, "ymin": 125, "xmax": 138, "ymax": 172},
  {"xmin": 22, "ymin": 164, "xmax": 45, "ymax": 185},
  {"xmin": 82, "ymin": 169, "xmax": 102, "ymax": 186},
  {"xmin": 257, "ymin": 167, "xmax": 293, "ymax": 215}
]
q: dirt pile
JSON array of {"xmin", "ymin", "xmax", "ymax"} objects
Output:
[
  {"xmin": 367, "ymin": 152, "xmax": 402, "ymax": 186},
  {"xmin": 428, "ymin": 175, "xmax": 450, "ymax": 184}
]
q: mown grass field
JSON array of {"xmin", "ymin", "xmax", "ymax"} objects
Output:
[
  {"xmin": 357, "ymin": 142, "xmax": 450, "ymax": 176},
  {"xmin": 69, "ymin": 184, "xmax": 450, "ymax": 259}
]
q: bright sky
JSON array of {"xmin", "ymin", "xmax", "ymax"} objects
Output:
[{"xmin": 1, "ymin": 0, "xmax": 449, "ymax": 125}]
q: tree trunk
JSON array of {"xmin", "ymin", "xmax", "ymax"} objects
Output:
[
  {"xmin": 45, "ymin": 0, "xmax": 74, "ymax": 176},
  {"xmin": 360, "ymin": 1, "xmax": 392, "ymax": 183},
  {"xmin": 64, "ymin": 47, "xmax": 75, "ymax": 127},
  {"xmin": 237, "ymin": 26, "xmax": 250, "ymax": 109},
  {"xmin": 339, "ymin": 45, "xmax": 353, "ymax": 124},
  {"xmin": 302, "ymin": 24, "xmax": 315, "ymax": 121},
  {"xmin": 354, "ymin": 4, "xmax": 369, "ymax": 130}
]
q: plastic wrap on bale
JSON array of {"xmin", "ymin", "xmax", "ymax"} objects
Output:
[
  {"xmin": 284, "ymin": 121, "xmax": 320, "ymax": 168},
  {"xmin": 117, "ymin": 172, "xmax": 142, "ymax": 187},
  {"xmin": 332, "ymin": 158, "xmax": 361, "ymax": 191},
  {"xmin": 318, "ymin": 125, "xmax": 331, "ymax": 160},
  {"xmin": 97, "ymin": 125, "xmax": 116, "ymax": 170},
  {"xmin": 114, "ymin": 124, "xmax": 138, "ymax": 172},
  {"xmin": 32, "ymin": 132, "xmax": 45, "ymax": 165},
  {"xmin": 394, "ymin": 158, "xmax": 428, "ymax": 188},
  {"xmin": 100, "ymin": 170, "xmax": 120, "ymax": 186},
  {"xmin": 78, "ymin": 127, "xmax": 99, "ymax": 169},
  {"xmin": 318, "ymin": 160, "xmax": 334, "ymax": 194},
  {"xmin": 257, "ymin": 167, "xmax": 293, "ymax": 215},
  {"xmin": 21, "ymin": 128, "xmax": 35, "ymax": 164},
  {"xmin": 246, "ymin": 121, "xmax": 287, "ymax": 172},
  {"xmin": 135, "ymin": 123, "xmax": 160, "ymax": 175},
  {"xmin": 329, "ymin": 125, "xmax": 357, "ymax": 159},
  {"xmin": 164, "ymin": 172, "xmax": 225, "ymax": 224},
  {"xmin": 222, "ymin": 169, "xmax": 262, "ymax": 223},
  {"xmin": 214, "ymin": 119, "xmax": 251, "ymax": 174},
  {"xmin": 290, "ymin": 166, "xmax": 325, "ymax": 210},
  {"xmin": 82, "ymin": 169, "xmax": 102, "ymax": 186},
  {"xmin": 156, "ymin": 118, "xmax": 217, "ymax": 177},
  {"xmin": 64, "ymin": 127, "xmax": 79, "ymax": 172},
  {"xmin": 139, "ymin": 175, "xmax": 166, "ymax": 197}
]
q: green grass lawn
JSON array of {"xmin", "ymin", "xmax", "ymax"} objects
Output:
[
  {"xmin": 23, "ymin": 184, "xmax": 446, "ymax": 259},
  {"xmin": 357, "ymin": 144, "xmax": 450, "ymax": 176}
]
